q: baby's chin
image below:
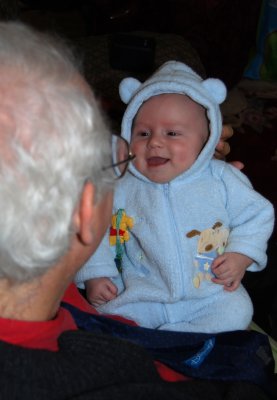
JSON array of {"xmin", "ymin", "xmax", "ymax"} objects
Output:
[
  {"xmin": 133, "ymin": 162, "xmax": 185, "ymax": 183},
  {"xmin": 138, "ymin": 170, "xmax": 181, "ymax": 184}
]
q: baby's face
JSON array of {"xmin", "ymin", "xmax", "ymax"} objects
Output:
[{"xmin": 131, "ymin": 93, "xmax": 209, "ymax": 183}]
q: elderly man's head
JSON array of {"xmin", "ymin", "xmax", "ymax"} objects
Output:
[{"xmin": 0, "ymin": 22, "xmax": 114, "ymax": 282}]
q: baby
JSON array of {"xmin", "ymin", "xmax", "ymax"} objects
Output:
[{"xmin": 75, "ymin": 61, "xmax": 274, "ymax": 333}]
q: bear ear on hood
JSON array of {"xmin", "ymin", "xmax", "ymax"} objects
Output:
[
  {"xmin": 119, "ymin": 77, "xmax": 142, "ymax": 104},
  {"xmin": 202, "ymin": 78, "xmax": 227, "ymax": 105}
]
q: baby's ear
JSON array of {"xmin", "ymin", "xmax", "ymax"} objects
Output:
[
  {"xmin": 202, "ymin": 78, "xmax": 227, "ymax": 104},
  {"xmin": 119, "ymin": 77, "xmax": 142, "ymax": 104}
]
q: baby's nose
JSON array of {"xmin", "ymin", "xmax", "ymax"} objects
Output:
[{"xmin": 147, "ymin": 134, "xmax": 163, "ymax": 148}]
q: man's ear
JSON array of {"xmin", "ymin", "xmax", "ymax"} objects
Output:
[{"xmin": 74, "ymin": 181, "xmax": 95, "ymax": 245}]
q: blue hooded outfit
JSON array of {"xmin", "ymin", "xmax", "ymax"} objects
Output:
[{"xmin": 75, "ymin": 61, "xmax": 274, "ymax": 333}]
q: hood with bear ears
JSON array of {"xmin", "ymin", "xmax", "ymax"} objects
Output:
[{"xmin": 119, "ymin": 60, "xmax": 227, "ymax": 182}]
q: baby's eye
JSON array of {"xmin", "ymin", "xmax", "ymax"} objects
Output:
[
  {"xmin": 135, "ymin": 131, "xmax": 150, "ymax": 137},
  {"xmin": 167, "ymin": 131, "xmax": 178, "ymax": 136}
]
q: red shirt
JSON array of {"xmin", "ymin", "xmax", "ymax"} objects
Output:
[
  {"xmin": 0, "ymin": 307, "xmax": 77, "ymax": 351},
  {"xmin": 0, "ymin": 283, "xmax": 188, "ymax": 382}
]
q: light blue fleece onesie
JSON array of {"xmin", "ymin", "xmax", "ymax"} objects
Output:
[{"xmin": 75, "ymin": 61, "xmax": 274, "ymax": 333}]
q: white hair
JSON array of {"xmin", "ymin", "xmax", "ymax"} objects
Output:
[{"xmin": 0, "ymin": 22, "xmax": 114, "ymax": 282}]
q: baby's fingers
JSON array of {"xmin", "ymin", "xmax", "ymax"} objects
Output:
[
  {"xmin": 90, "ymin": 296, "xmax": 108, "ymax": 307},
  {"xmin": 102, "ymin": 283, "xmax": 118, "ymax": 301},
  {"xmin": 211, "ymin": 255, "xmax": 227, "ymax": 275},
  {"xmin": 224, "ymin": 279, "xmax": 240, "ymax": 292},
  {"xmin": 106, "ymin": 281, "xmax": 118, "ymax": 295}
]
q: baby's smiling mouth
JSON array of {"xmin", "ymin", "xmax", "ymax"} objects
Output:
[{"xmin": 147, "ymin": 157, "xmax": 169, "ymax": 166}]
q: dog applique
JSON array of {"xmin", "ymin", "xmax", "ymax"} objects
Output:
[{"xmin": 186, "ymin": 222, "xmax": 229, "ymax": 288}]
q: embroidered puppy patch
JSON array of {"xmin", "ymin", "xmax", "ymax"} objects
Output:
[{"xmin": 186, "ymin": 222, "xmax": 229, "ymax": 288}]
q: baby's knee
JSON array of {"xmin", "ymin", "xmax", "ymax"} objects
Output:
[{"xmin": 221, "ymin": 289, "xmax": 253, "ymax": 330}]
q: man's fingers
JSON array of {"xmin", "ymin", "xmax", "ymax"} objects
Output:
[{"xmin": 229, "ymin": 160, "xmax": 244, "ymax": 170}]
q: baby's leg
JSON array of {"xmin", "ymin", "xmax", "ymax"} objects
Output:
[
  {"xmin": 99, "ymin": 301, "xmax": 167, "ymax": 329},
  {"xmin": 160, "ymin": 285, "xmax": 253, "ymax": 333}
]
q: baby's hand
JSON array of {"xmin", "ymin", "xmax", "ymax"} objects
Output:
[
  {"xmin": 211, "ymin": 252, "xmax": 253, "ymax": 292},
  {"xmin": 85, "ymin": 277, "xmax": 118, "ymax": 307}
]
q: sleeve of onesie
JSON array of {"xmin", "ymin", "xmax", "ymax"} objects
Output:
[{"xmin": 219, "ymin": 163, "xmax": 275, "ymax": 271}]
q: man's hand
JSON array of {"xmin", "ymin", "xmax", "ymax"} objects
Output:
[{"xmin": 215, "ymin": 125, "xmax": 244, "ymax": 170}]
